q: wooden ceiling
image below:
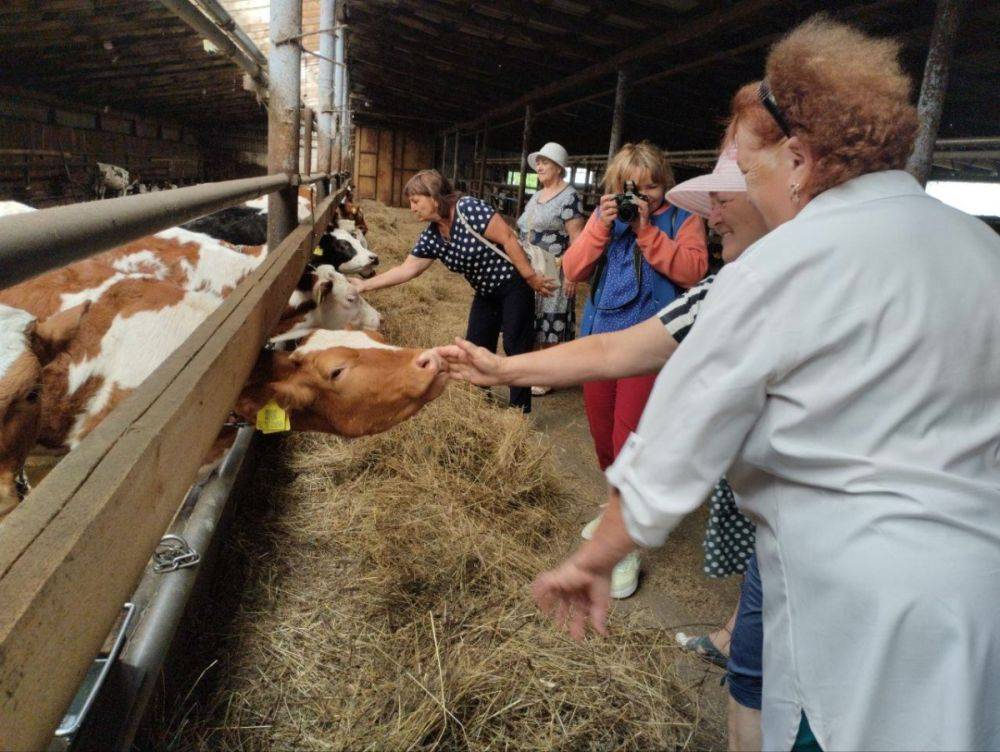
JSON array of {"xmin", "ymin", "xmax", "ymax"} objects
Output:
[
  {"xmin": 0, "ymin": 0, "xmax": 267, "ymax": 124},
  {"xmin": 344, "ymin": 0, "xmax": 1000, "ymax": 154},
  {"xmin": 0, "ymin": 1, "xmax": 996, "ymax": 156}
]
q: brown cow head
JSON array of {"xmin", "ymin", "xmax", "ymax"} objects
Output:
[
  {"xmin": 0, "ymin": 303, "xmax": 88, "ymax": 520},
  {"xmin": 237, "ymin": 330, "xmax": 448, "ymax": 438}
]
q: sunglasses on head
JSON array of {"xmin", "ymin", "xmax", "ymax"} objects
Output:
[{"xmin": 758, "ymin": 80, "xmax": 792, "ymax": 138}]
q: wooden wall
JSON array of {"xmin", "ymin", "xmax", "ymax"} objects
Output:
[
  {"xmin": 353, "ymin": 125, "xmax": 435, "ymax": 207},
  {"xmin": 0, "ymin": 86, "xmax": 267, "ymax": 207}
]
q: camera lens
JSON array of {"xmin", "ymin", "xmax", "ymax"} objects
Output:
[{"xmin": 617, "ymin": 201, "xmax": 637, "ymax": 222}]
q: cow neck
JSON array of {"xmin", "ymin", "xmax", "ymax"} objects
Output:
[
  {"xmin": 36, "ymin": 354, "xmax": 76, "ymax": 449},
  {"xmin": 233, "ymin": 349, "xmax": 299, "ymax": 422}
]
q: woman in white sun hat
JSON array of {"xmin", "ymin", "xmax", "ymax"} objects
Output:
[{"xmin": 516, "ymin": 142, "xmax": 586, "ymax": 395}]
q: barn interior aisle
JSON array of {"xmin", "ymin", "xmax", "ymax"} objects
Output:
[{"xmin": 137, "ymin": 200, "xmax": 734, "ymax": 750}]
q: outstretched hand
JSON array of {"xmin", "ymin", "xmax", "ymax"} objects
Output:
[
  {"xmin": 532, "ymin": 553, "xmax": 612, "ymax": 641},
  {"xmin": 532, "ymin": 489, "xmax": 636, "ymax": 641},
  {"xmin": 433, "ymin": 338, "xmax": 507, "ymax": 386}
]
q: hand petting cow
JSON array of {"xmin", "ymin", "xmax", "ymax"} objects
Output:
[{"xmin": 0, "ymin": 197, "xmax": 443, "ymax": 521}]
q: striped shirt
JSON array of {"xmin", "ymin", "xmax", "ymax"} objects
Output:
[{"xmin": 656, "ymin": 274, "xmax": 715, "ymax": 342}]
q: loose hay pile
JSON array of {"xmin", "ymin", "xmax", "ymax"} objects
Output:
[{"xmin": 150, "ymin": 201, "xmax": 718, "ymax": 751}]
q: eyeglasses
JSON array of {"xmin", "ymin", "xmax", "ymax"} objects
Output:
[{"xmin": 758, "ymin": 80, "xmax": 792, "ymax": 138}]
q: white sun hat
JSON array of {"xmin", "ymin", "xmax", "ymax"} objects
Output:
[
  {"xmin": 528, "ymin": 142, "xmax": 569, "ymax": 172},
  {"xmin": 666, "ymin": 144, "xmax": 746, "ymax": 219}
]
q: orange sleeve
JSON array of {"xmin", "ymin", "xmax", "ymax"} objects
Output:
[
  {"xmin": 561, "ymin": 212, "xmax": 612, "ymax": 282},
  {"xmin": 634, "ymin": 213, "xmax": 708, "ymax": 288}
]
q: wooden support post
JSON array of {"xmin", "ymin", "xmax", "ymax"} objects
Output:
[
  {"xmin": 608, "ymin": 69, "xmax": 627, "ymax": 160},
  {"xmin": 907, "ymin": 0, "xmax": 965, "ymax": 186},
  {"xmin": 267, "ymin": 0, "xmax": 302, "ymax": 250},
  {"xmin": 440, "ymin": 131, "xmax": 448, "ymax": 173},
  {"xmin": 451, "ymin": 130, "xmax": 460, "ymax": 185},
  {"xmin": 302, "ymin": 107, "xmax": 314, "ymax": 176},
  {"xmin": 478, "ymin": 126, "xmax": 489, "ymax": 197},
  {"xmin": 516, "ymin": 104, "xmax": 533, "ymax": 218}
]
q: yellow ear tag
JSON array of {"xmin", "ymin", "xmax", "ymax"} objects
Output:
[
  {"xmin": 256, "ymin": 399, "xmax": 291, "ymax": 434},
  {"xmin": 313, "ymin": 245, "xmax": 323, "ymax": 257}
]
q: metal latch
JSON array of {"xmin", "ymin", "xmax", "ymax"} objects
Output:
[
  {"xmin": 54, "ymin": 602, "xmax": 136, "ymax": 739},
  {"xmin": 153, "ymin": 534, "xmax": 201, "ymax": 573}
]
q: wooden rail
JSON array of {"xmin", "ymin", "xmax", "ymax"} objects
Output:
[{"xmin": 0, "ymin": 186, "xmax": 344, "ymax": 750}]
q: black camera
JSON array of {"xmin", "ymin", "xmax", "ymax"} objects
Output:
[{"xmin": 614, "ymin": 180, "xmax": 647, "ymax": 223}]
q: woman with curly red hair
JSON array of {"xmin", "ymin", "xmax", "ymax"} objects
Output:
[{"xmin": 533, "ymin": 16, "xmax": 1000, "ymax": 751}]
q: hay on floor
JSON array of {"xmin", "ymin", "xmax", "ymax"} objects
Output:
[{"xmin": 146, "ymin": 201, "xmax": 718, "ymax": 751}]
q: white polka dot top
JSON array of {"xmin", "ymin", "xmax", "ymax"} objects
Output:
[{"xmin": 411, "ymin": 196, "xmax": 515, "ymax": 293}]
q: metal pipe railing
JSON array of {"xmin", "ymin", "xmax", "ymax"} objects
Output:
[
  {"xmin": 158, "ymin": 0, "xmax": 268, "ymax": 94},
  {"xmin": 0, "ymin": 174, "xmax": 288, "ymax": 289},
  {"xmin": 195, "ymin": 0, "xmax": 269, "ymax": 69}
]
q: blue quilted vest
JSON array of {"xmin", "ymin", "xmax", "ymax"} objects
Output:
[{"xmin": 580, "ymin": 205, "xmax": 690, "ymax": 337}]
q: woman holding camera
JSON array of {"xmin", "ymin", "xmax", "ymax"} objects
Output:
[{"xmin": 560, "ymin": 141, "xmax": 707, "ymax": 596}]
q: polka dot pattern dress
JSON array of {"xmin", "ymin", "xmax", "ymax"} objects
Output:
[
  {"xmin": 411, "ymin": 196, "xmax": 515, "ymax": 293},
  {"xmin": 702, "ymin": 478, "xmax": 756, "ymax": 578},
  {"xmin": 516, "ymin": 187, "xmax": 584, "ymax": 344}
]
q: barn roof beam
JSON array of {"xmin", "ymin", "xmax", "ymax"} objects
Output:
[
  {"xmin": 366, "ymin": 0, "xmax": 614, "ymax": 59},
  {"xmin": 455, "ymin": 0, "xmax": 783, "ymax": 129},
  {"xmin": 157, "ymin": 0, "xmax": 269, "ymax": 99},
  {"xmin": 345, "ymin": 7, "xmax": 577, "ymax": 78},
  {"xmin": 463, "ymin": 0, "xmax": 916, "ymax": 135}
]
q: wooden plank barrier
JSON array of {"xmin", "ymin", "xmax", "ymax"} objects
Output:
[{"xmin": 0, "ymin": 187, "xmax": 343, "ymax": 750}]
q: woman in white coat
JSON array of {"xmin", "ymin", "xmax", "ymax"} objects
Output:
[{"xmin": 531, "ymin": 16, "xmax": 1000, "ymax": 752}]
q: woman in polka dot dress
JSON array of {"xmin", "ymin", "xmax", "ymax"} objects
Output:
[
  {"xmin": 516, "ymin": 143, "xmax": 585, "ymax": 396},
  {"xmin": 352, "ymin": 169, "xmax": 556, "ymax": 413}
]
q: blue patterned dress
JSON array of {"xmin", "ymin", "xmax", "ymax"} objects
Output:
[{"xmin": 516, "ymin": 186, "xmax": 585, "ymax": 344}]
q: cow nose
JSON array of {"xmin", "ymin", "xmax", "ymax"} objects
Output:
[
  {"xmin": 371, "ymin": 257, "xmax": 379, "ymax": 267},
  {"xmin": 414, "ymin": 350, "xmax": 441, "ymax": 375}
]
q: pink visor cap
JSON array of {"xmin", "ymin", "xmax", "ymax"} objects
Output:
[{"xmin": 666, "ymin": 144, "xmax": 746, "ymax": 219}]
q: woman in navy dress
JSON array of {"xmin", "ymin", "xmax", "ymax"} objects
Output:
[{"xmin": 352, "ymin": 170, "xmax": 556, "ymax": 412}]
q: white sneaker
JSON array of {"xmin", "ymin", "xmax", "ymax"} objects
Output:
[
  {"xmin": 531, "ymin": 385, "xmax": 551, "ymax": 396},
  {"xmin": 610, "ymin": 552, "xmax": 640, "ymax": 599}
]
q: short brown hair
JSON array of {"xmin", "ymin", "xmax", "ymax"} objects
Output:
[
  {"xmin": 602, "ymin": 141, "xmax": 675, "ymax": 194},
  {"xmin": 403, "ymin": 169, "xmax": 460, "ymax": 218},
  {"xmin": 728, "ymin": 15, "xmax": 917, "ymax": 198}
]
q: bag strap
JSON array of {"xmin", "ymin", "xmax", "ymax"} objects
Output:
[{"xmin": 454, "ymin": 203, "xmax": 514, "ymax": 265}]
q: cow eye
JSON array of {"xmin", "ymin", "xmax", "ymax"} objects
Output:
[
  {"xmin": 24, "ymin": 389, "xmax": 40, "ymax": 404},
  {"xmin": 329, "ymin": 367, "xmax": 345, "ymax": 380}
]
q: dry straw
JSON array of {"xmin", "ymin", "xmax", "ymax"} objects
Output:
[{"xmin": 147, "ymin": 201, "xmax": 718, "ymax": 751}]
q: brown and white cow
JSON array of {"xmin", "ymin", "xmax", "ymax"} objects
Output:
[
  {"xmin": 0, "ymin": 203, "xmax": 266, "ymax": 321},
  {"xmin": 237, "ymin": 329, "xmax": 447, "ymax": 438},
  {"xmin": 0, "ymin": 277, "xmax": 442, "ymax": 520},
  {"xmin": 277, "ymin": 265, "xmax": 381, "ymax": 336},
  {"xmin": 0, "ymin": 303, "xmax": 89, "ymax": 517}
]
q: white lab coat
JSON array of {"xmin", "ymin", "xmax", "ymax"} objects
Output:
[{"xmin": 606, "ymin": 171, "xmax": 1000, "ymax": 751}]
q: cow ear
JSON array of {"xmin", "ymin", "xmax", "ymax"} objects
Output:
[
  {"xmin": 269, "ymin": 379, "xmax": 316, "ymax": 410},
  {"xmin": 32, "ymin": 302, "xmax": 89, "ymax": 362}
]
